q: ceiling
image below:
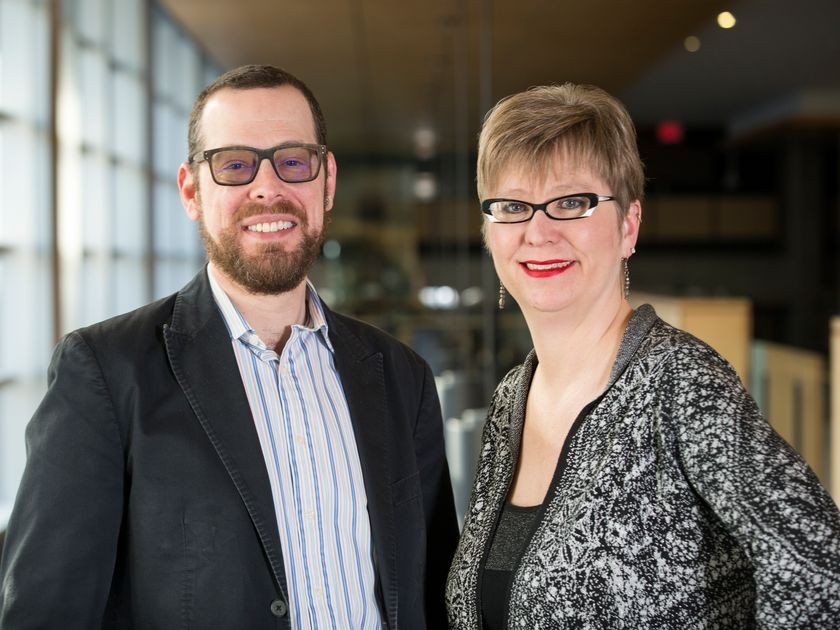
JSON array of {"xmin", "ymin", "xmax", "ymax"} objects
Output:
[{"xmin": 159, "ymin": 0, "xmax": 840, "ymax": 157}]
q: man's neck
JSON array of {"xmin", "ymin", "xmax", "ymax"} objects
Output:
[{"xmin": 209, "ymin": 262, "xmax": 309, "ymax": 353}]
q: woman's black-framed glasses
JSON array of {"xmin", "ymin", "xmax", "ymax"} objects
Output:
[
  {"xmin": 190, "ymin": 143, "xmax": 327, "ymax": 186},
  {"xmin": 481, "ymin": 193, "xmax": 615, "ymax": 223}
]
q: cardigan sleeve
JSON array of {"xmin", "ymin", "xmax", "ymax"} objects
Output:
[
  {"xmin": 0, "ymin": 332, "xmax": 125, "ymax": 629},
  {"xmin": 664, "ymin": 344, "xmax": 840, "ymax": 628}
]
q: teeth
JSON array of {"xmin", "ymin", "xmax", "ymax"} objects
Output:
[
  {"xmin": 247, "ymin": 221, "xmax": 294, "ymax": 233},
  {"xmin": 526, "ymin": 261, "xmax": 572, "ymax": 271}
]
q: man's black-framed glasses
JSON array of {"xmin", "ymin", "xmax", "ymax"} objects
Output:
[
  {"xmin": 481, "ymin": 193, "xmax": 615, "ymax": 223},
  {"xmin": 190, "ymin": 143, "xmax": 327, "ymax": 186}
]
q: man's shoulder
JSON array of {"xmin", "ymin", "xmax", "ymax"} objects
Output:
[
  {"xmin": 72, "ymin": 271, "xmax": 211, "ymax": 346},
  {"xmin": 325, "ymin": 308, "xmax": 408, "ymax": 348},
  {"xmin": 75, "ymin": 292, "xmax": 178, "ymax": 340},
  {"xmin": 324, "ymin": 308, "xmax": 428, "ymax": 367},
  {"xmin": 64, "ymin": 284, "xmax": 203, "ymax": 367}
]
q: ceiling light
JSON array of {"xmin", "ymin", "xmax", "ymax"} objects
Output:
[
  {"xmin": 413, "ymin": 172, "xmax": 437, "ymax": 202},
  {"xmin": 717, "ymin": 11, "xmax": 736, "ymax": 29},
  {"xmin": 684, "ymin": 36, "xmax": 701, "ymax": 53},
  {"xmin": 413, "ymin": 127, "xmax": 437, "ymax": 160}
]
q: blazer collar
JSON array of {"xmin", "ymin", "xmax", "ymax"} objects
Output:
[
  {"xmin": 163, "ymin": 268, "xmax": 291, "ymax": 603},
  {"xmin": 322, "ymin": 306, "xmax": 398, "ymax": 628}
]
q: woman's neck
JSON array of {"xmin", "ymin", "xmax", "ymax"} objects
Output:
[{"xmin": 525, "ymin": 299, "xmax": 633, "ymax": 390}]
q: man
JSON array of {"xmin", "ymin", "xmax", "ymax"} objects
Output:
[{"xmin": 0, "ymin": 64, "xmax": 458, "ymax": 629}]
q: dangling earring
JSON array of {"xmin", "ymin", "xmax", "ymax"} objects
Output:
[
  {"xmin": 622, "ymin": 258, "xmax": 630, "ymax": 299},
  {"xmin": 622, "ymin": 247, "xmax": 635, "ymax": 299},
  {"xmin": 498, "ymin": 283, "xmax": 506, "ymax": 310}
]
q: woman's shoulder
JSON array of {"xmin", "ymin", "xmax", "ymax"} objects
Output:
[
  {"xmin": 628, "ymin": 311, "xmax": 761, "ymax": 437},
  {"xmin": 637, "ymin": 311, "xmax": 740, "ymax": 384}
]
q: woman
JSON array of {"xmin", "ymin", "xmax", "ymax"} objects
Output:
[{"xmin": 445, "ymin": 83, "xmax": 840, "ymax": 628}]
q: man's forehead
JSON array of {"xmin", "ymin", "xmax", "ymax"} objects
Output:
[
  {"xmin": 200, "ymin": 86, "xmax": 317, "ymax": 142},
  {"xmin": 203, "ymin": 86, "xmax": 305, "ymax": 115}
]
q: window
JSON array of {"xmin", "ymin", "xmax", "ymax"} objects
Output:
[{"xmin": 0, "ymin": 0, "xmax": 218, "ymax": 528}]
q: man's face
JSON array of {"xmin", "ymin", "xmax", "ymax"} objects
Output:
[{"xmin": 178, "ymin": 85, "xmax": 337, "ymax": 295}]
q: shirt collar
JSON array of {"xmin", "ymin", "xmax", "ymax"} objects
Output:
[{"xmin": 206, "ymin": 265, "xmax": 333, "ymax": 353}]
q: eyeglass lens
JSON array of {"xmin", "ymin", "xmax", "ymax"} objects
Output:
[
  {"xmin": 209, "ymin": 146, "xmax": 321, "ymax": 185},
  {"xmin": 488, "ymin": 194, "xmax": 596, "ymax": 222}
]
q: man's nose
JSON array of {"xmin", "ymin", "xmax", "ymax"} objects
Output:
[{"xmin": 248, "ymin": 157, "xmax": 286, "ymax": 200}]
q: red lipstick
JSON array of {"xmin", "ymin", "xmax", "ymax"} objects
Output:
[{"xmin": 520, "ymin": 259, "xmax": 575, "ymax": 278}]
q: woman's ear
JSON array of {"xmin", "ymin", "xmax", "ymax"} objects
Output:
[{"xmin": 622, "ymin": 200, "xmax": 642, "ymax": 257}]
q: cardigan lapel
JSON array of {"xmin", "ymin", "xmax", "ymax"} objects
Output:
[
  {"xmin": 161, "ymin": 270, "xmax": 290, "ymax": 603},
  {"xmin": 325, "ymin": 308, "xmax": 397, "ymax": 628}
]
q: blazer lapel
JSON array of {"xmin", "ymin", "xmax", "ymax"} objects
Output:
[
  {"xmin": 162, "ymin": 270, "xmax": 290, "ymax": 602},
  {"xmin": 326, "ymin": 310, "xmax": 397, "ymax": 628}
]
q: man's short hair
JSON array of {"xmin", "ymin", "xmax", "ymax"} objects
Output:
[
  {"xmin": 477, "ymin": 83, "xmax": 645, "ymax": 217},
  {"xmin": 187, "ymin": 64, "xmax": 327, "ymax": 162}
]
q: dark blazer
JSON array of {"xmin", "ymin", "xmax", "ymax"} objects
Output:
[{"xmin": 0, "ymin": 269, "xmax": 458, "ymax": 629}]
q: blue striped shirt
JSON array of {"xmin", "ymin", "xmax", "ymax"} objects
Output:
[{"xmin": 208, "ymin": 268, "xmax": 381, "ymax": 629}]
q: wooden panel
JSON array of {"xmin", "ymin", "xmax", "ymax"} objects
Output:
[
  {"xmin": 633, "ymin": 294, "xmax": 752, "ymax": 385},
  {"xmin": 717, "ymin": 196, "xmax": 778, "ymax": 238},
  {"xmin": 753, "ymin": 341, "xmax": 827, "ymax": 487},
  {"xmin": 641, "ymin": 195, "xmax": 779, "ymax": 243}
]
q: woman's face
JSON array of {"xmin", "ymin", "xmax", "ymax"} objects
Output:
[{"xmin": 484, "ymin": 159, "xmax": 640, "ymax": 319}]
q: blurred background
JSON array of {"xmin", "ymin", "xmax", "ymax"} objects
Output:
[{"xmin": 1, "ymin": 0, "xmax": 839, "ymax": 528}]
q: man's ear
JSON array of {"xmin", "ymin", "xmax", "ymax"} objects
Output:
[
  {"xmin": 324, "ymin": 151, "xmax": 337, "ymax": 211},
  {"xmin": 178, "ymin": 162, "xmax": 201, "ymax": 221}
]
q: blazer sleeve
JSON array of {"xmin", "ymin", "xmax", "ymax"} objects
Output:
[
  {"xmin": 412, "ymin": 361, "xmax": 459, "ymax": 628},
  {"xmin": 0, "ymin": 332, "xmax": 125, "ymax": 629},
  {"xmin": 666, "ymin": 348, "xmax": 840, "ymax": 628}
]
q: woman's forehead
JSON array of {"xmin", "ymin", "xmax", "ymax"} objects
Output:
[{"xmin": 491, "ymin": 157, "xmax": 606, "ymax": 194}]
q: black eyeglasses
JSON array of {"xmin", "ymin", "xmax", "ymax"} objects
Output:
[
  {"xmin": 190, "ymin": 143, "xmax": 327, "ymax": 186},
  {"xmin": 481, "ymin": 193, "xmax": 615, "ymax": 223}
]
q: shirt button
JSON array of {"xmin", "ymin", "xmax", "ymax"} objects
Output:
[{"xmin": 270, "ymin": 599, "xmax": 287, "ymax": 618}]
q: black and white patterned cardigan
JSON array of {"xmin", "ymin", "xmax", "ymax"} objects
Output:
[{"xmin": 446, "ymin": 305, "xmax": 840, "ymax": 629}]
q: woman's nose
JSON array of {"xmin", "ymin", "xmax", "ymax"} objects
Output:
[{"xmin": 524, "ymin": 207, "xmax": 559, "ymax": 244}]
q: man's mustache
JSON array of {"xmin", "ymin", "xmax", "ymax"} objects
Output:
[{"xmin": 233, "ymin": 200, "xmax": 307, "ymax": 224}]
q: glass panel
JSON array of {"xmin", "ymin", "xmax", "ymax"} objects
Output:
[
  {"xmin": 75, "ymin": 0, "xmax": 106, "ymax": 44},
  {"xmin": 113, "ymin": 256, "xmax": 146, "ymax": 314},
  {"xmin": 80, "ymin": 252, "xmax": 110, "ymax": 325},
  {"xmin": 152, "ymin": 16, "xmax": 177, "ymax": 101},
  {"xmin": 175, "ymin": 37, "xmax": 201, "ymax": 110},
  {"xmin": 111, "ymin": 0, "xmax": 144, "ymax": 70},
  {"xmin": 112, "ymin": 71, "xmax": 147, "ymax": 164},
  {"xmin": 0, "ymin": 121, "xmax": 51, "ymax": 250},
  {"xmin": 80, "ymin": 151, "xmax": 111, "ymax": 251},
  {"xmin": 0, "ymin": 0, "xmax": 50, "ymax": 122},
  {"xmin": 0, "ymin": 0, "xmax": 53, "ymax": 523},
  {"xmin": 113, "ymin": 163, "xmax": 147, "ymax": 255},
  {"xmin": 79, "ymin": 46, "xmax": 108, "ymax": 151},
  {"xmin": 153, "ymin": 103, "xmax": 185, "ymax": 178}
]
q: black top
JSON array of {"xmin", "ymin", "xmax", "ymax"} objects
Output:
[{"xmin": 481, "ymin": 502, "xmax": 541, "ymax": 630}]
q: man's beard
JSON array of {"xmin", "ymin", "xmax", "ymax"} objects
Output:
[{"xmin": 198, "ymin": 199, "xmax": 325, "ymax": 295}]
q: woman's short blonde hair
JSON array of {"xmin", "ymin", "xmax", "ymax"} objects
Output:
[{"xmin": 477, "ymin": 83, "xmax": 644, "ymax": 218}]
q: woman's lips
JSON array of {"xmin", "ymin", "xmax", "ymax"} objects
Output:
[{"xmin": 520, "ymin": 259, "xmax": 575, "ymax": 277}]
